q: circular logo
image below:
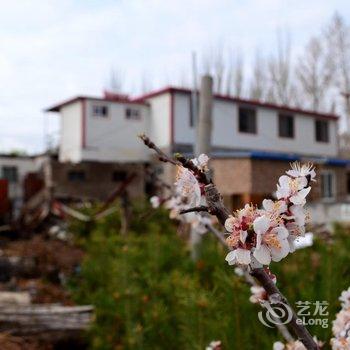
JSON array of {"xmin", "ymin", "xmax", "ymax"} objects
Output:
[{"xmin": 258, "ymin": 300, "xmax": 293, "ymax": 328}]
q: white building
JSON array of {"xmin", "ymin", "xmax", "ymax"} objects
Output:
[
  {"xmin": 46, "ymin": 87, "xmax": 349, "ymax": 208},
  {"xmin": 46, "ymin": 87, "xmax": 339, "ymax": 163}
]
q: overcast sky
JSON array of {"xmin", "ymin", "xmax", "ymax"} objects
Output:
[{"xmin": 0, "ymin": 0, "xmax": 349, "ymax": 154}]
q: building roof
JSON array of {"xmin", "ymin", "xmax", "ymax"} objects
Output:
[
  {"xmin": 45, "ymin": 95, "xmax": 149, "ymax": 112},
  {"xmin": 181, "ymin": 148, "xmax": 350, "ymax": 166},
  {"xmin": 133, "ymin": 86, "xmax": 339, "ymax": 120},
  {"xmin": 46, "ymin": 86, "xmax": 339, "ymax": 120}
]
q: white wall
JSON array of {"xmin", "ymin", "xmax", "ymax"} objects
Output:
[
  {"xmin": 173, "ymin": 93, "xmax": 194, "ymax": 144},
  {"xmin": 0, "ymin": 156, "xmax": 38, "ymax": 211},
  {"xmin": 147, "ymin": 93, "xmax": 171, "ymax": 149},
  {"xmin": 173, "ymin": 93, "xmax": 339, "ymax": 157},
  {"xmin": 82, "ymin": 100, "xmax": 150, "ymax": 162},
  {"xmin": 59, "ymin": 101, "xmax": 82, "ymax": 163}
]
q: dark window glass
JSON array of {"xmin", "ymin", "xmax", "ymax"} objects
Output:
[
  {"xmin": 321, "ymin": 172, "xmax": 334, "ymax": 199},
  {"xmin": 238, "ymin": 107, "xmax": 257, "ymax": 134},
  {"xmin": 67, "ymin": 170, "xmax": 86, "ymax": 181},
  {"xmin": 125, "ymin": 108, "xmax": 141, "ymax": 120},
  {"xmin": 315, "ymin": 120, "xmax": 329, "ymax": 142},
  {"xmin": 92, "ymin": 105, "xmax": 108, "ymax": 117},
  {"xmin": 2, "ymin": 166, "xmax": 18, "ymax": 183},
  {"xmin": 347, "ymin": 173, "xmax": 350, "ymax": 194},
  {"xmin": 112, "ymin": 171, "xmax": 127, "ymax": 182},
  {"xmin": 279, "ymin": 114, "xmax": 294, "ymax": 138}
]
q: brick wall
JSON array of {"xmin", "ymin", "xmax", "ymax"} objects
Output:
[
  {"xmin": 50, "ymin": 160, "xmax": 145, "ymax": 201},
  {"xmin": 162, "ymin": 158, "xmax": 349, "ymax": 206}
]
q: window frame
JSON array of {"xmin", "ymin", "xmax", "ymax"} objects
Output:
[
  {"xmin": 92, "ymin": 104, "xmax": 109, "ymax": 118},
  {"xmin": 278, "ymin": 113, "xmax": 295, "ymax": 139},
  {"xmin": 112, "ymin": 170, "xmax": 128, "ymax": 182},
  {"xmin": 238, "ymin": 106, "xmax": 257, "ymax": 134},
  {"xmin": 2, "ymin": 166, "xmax": 18, "ymax": 183},
  {"xmin": 320, "ymin": 170, "xmax": 336, "ymax": 201},
  {"xmin": 67, "ymin": 170, "xmax": 86, "ymax": 182},
  {"xmin": 125, "ymin": 107, "xmax": 141, "ymax": 121},
  {"xmin": 315, "ymin": 119, "xmax": 329, "ymax": 143}
]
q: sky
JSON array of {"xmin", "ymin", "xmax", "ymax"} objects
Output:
[{"xmin": 0, "ymin": 0, "xmax": 349, "ymax": 154}]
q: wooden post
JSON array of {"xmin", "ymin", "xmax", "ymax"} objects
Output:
[{"xmin": 191, "ymin": 75, "xmax": 213, "ymax": 260}]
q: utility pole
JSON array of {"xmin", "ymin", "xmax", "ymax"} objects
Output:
[
  {"xmin": 191, "ymin": 52, "xmax": 198, "ymax": 127},
  {"xmin": 190, "ymin": 74, "xmax": 213, "ymax": 260},
  {"xmin": 195, "ymin": 75, "xmax": 213, "ymax": 156}
]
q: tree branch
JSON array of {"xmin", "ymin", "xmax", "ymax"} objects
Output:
[
  {"xmin": 205, "ymin": 224, "xmax": 294, "ymax": 343},
  {"xmin": 139, "ymin": 134, "xmax": 319, "ymax": 350},
  {"xmin": 179, "ymin": 206, "xmax": 209, "ymax": 214},
  {"xmin": 139, "ymin": 133, "xmax": 180, "ymax": 166}
]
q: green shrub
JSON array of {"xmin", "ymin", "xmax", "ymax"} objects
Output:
[{"xmin": 69, "ymin": 204, "xmax": 350, "ymax": 350}]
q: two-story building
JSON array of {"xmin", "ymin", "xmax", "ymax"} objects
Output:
[{"xmin": 46, "ymin": 87, "xmax": 349, "ymax": 209}]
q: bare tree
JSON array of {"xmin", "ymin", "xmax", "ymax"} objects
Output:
[
  {"xmin": 267, "ymin": 31, "xmax": 297, "ymax": 105},
  {"xmin": 296, "ymin": 36, "xmax": 335, "ymax": 111},
  {"xmin": 249, "ymin": 51, "xmax": 268, "ymax": 100},
  {"xmin": 225, "ymin": 51, "xmax": 244, "ymax": 97},
  {"xmin": 107, "ymin": 69, "xmax": 124, "ymax": 93},
  {"xmin": 325, "ymin": 13, "xmax": 350, "ymax": 130}
]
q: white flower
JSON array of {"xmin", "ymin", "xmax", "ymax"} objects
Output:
[
  {"xmin": 175, "ymin": 166, "xmax": 201, "ymax": 206},
  {"xmin": 150, "ymin": 196, "xmax": 160, "ymax": 208},
  {"xmin": 289, "ymin": 205, "xmax": 306, "ymax": 226},
  {"xmin": 273, "ymin": 341, "xmax": 285, "ymax": 350},
  {"xmin": 340, "ymin": 287, "xmax": 350, "ymax": 310},
  {"xmin": 293, "ymin": 233, "xmax": 313, "ymax": 250},
  {"xmin": 225, "ymin": 248, "xmax": 251, "ymax": 265},
  {"xmin": 333, "ymin": 309, "xmax": 350, "ymax": 338},
  {"xmin": 234, "ymin": 267, "xmax": 244, "ymax": 277},
  {"xmin": 249, "ymin": 286, "xmax": 267, "ymax": 304},
  {"xmin": 287, "ymin": 162, "xmax": 316, "ymax": 182},
  {"xmin": 253, "ymin": 216, "xmax": 290, "ymax": 265},
  {"xmin": 191, "ymin": 215, "xmax": 212, "ymax": 234},
  {"xmin": 276, "ymin": 175, "xmax": 309, "ymax": 205},
  {"xmin": 262, "ymin": 199, "xmax": 287, "ymax": 216},
  {"xmin": 290, "ymin": 187, "xmax": 311, "ymax": 206},
  {"xmin": 206, "ymin": 340, "xmax": 221, "ymax": 350},
  {"xmin": 192, "ymin": 154, "xmax": 209, "ymax": 171},
  {"xmin": 330, "ymin": 336, "xmax": 350, "ymax": 349}
]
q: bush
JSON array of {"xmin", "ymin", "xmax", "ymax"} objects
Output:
[{"xmin": 69, "ymin": 204, "xmax": 350, "ymax": 349}]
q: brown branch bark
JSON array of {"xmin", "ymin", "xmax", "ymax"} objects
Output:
[
  {"xmin": 139, "ymin": 134, "xmax": 179, "ymax": 166},
  {"xmin": 179, "ymin": 206, "xmax": 209, "ymax": 214}
]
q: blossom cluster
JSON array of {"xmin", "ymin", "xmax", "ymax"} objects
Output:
[
  {"xmin": 273, "ymin": 338, "xmax": 322, "ymax": 350},
  {"xmin": 150, "ymin": 154, "xmax": 213, "ymax": 234},
  {"xmin": 224, "ymin": 163, "xmax": 315, "ymax": 267},
  {"xmin": 330, "ymin": 286, "xmax": 350, "ymax": 349}
]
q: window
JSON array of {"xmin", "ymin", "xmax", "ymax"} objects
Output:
[
  {"xmin": 2, "ymin": 166, "xmax": 18, "ymax": 183},
  {"xmin": 347, "ymin": 172, "xmax": 350, "ymax": 195},
  {"xmin": 112, "ymin": 171, "xmax": 127, "ymax": 182},
  {"xmin": 92, "ymin": 105, "xmax": 108, "ymax": 117},
  {"xmin": 320, "ymin": 171, "xmax": 335, "ymax": 200},
  {"xmin": 315, "ymin": 120, "xmax": 329, "ymax": 142},
  {"xmin": 67, "ymin": 170, "xmax": 86, "ymax": 181},
  {"xmin": 125, "ymin": 108, "xmax": 141, "ymax": 120},
  {"xmin": 238, "ymin": 107, "xmax": 257, "ymax": 134},
  {"xmin": 279, "ymin": 114, "xmax": 294, "ymax": 138}
]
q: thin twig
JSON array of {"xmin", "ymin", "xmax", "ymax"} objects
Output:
[
  {"xmin": 139, "ymin": 134, "xmax": 179, "ymax": 166},
  {"xmin": 179, "ymin": 206, "xmax": 209, "ymax": 214}
]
